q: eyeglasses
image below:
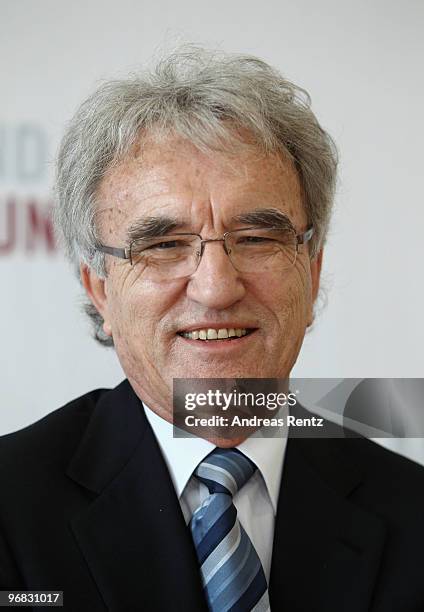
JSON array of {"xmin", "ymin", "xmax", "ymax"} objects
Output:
[{"xmin": 96, "ymin": 225, "xmax": 314, "ymax": 282}]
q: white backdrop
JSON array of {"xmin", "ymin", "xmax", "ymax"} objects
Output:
[{"xmin": 1, "ymin": 0, "xmax": 423, "ymax": 462}]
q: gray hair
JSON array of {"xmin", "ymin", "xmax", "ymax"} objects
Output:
[{"xmin": 54, "ymin": 46, "xmax": 338, "ymax": 346}]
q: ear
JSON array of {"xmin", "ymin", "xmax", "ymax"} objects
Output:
[
  {"xmin": 307, "ymin": 249, "xmax": 323, "ymax": 326},
  {"xmin": 80, "ymin": 263, "xmax": 112, "ymax": 337}
]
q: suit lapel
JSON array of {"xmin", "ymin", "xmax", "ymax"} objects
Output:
[
  {"xmin": 270, "ymin": 434, "xmax": 386, "ymax": 612},
  {"xmin": 67, "ymin": 380, "xmax": 207, "ymax": 612}
]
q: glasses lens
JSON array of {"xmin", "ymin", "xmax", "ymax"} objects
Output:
[
  {"xmin": 130, "ymin": 235, "xmax": 200, "ymax": 280},
  {"xmin": 226, "ymin": 227, "xmax": 297, "ymax": 273}
]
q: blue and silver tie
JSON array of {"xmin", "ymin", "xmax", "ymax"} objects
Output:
[{"xmin": 190, "ymin": 448, "xmax": 270, "ymax": 612}]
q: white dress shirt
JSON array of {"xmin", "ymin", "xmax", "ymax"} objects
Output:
[{"xmin": 143, "ymin": 403, "xmax": 288, "ymax": 581}]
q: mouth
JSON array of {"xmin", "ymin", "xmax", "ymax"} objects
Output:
[{"xmin": 177, "ymin": 326, "xmax": 257, "ymax": 341}]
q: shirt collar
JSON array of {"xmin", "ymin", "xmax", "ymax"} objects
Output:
[
  {"xmin": 237, "ymin": 432, "xmax": 287, "ymax": 514},
  {"xmin": 143, "ymin": 403, "xmax": 287, "ymax": 515}
]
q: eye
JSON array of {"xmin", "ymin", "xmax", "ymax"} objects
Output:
[
  {"xmin": 135, "ymin": 238, "xmax": 190, "ymax": 253},
  {"xmin": 242, "ymin": 235, "xmax": 274, "ymax": 243},
  {"xmin": 151, "ymin": 240, "xmax": 181, "ymax": 250},
  {"xmin": 236, "ymin": 234, "xmax": 277, "ymax": 245}
]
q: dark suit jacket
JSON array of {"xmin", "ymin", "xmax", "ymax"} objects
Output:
[{"xmin": 1, "ymin": 379, "xmax": 424, "ymax": 611}]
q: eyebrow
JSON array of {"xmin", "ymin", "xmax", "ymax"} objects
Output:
[
  {"xmin": 233, "ymin": 208, "xmax": 295, "ymax": 229},
  {"xmin": 126, "ymin": 216, "xmax": 186, "ymax": 242},
  {"xmin": 125, "ymin": 208, "xmax": 295, "ymax": 242}
]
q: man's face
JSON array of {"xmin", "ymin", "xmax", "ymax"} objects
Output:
[{"xmin": 84, "ymin": 134, "xmax": 321, "ymax": 421}]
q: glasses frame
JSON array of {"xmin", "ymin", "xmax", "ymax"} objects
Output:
[{"xmin": 95, "ymin": 225, "xmax": 314, "ymax": 274}]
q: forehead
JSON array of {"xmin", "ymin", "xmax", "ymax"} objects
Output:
[{"xmin": 95, "ymin": 133, "xmax": 306, "ymax": 238}]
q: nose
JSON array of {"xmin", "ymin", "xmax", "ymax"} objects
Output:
[{"xmin": 186, "ymin": 239, "xmax": 246, "ymax": 309}]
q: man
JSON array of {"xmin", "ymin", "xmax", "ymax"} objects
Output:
[{"xmin": 1, "ymin": 47, "xmax": 423, "ymax": 611}]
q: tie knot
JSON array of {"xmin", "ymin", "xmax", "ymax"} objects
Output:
[{"xmin": 194, "ymin": 448, "xmax": 256, "ymax": 496}]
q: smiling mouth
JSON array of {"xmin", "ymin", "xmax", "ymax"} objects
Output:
[{"xmin": 177, "ymin": 327, "xmax": 257, "ymax": 341}]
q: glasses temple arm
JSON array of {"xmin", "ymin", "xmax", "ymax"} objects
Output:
[
  {"xmin": 96, "ymin": 245, "xmax": 130, "ymax": 260},
  {"xmin": 297, "ymin": 227, "xmax": 314, "ymax": 245}
]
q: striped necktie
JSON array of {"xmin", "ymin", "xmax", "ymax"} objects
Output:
[{"xmin": 190, "ymin": 448, "xmax": 270, "ymax": 612}]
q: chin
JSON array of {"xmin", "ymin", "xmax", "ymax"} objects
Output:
[{"xmin": 172, "ymin": 362, "xmax": 278, "ymax": 380}]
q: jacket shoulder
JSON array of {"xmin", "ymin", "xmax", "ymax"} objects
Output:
[
  {"xmin": 293, "ymin": 403, "xmax": 424, "ymax": 510},
  {"xmin": 317, "ymin": 431, "xmax": 424, "ymax": 520},
  {"xmin": 345, "ymin": 435, "xmax": 424, "ymax": 493},
  {"xmin": 297, "ymin": 403, "xmax": 424, "ymax": 490},
  {"xmin": 0, "ymin": 388, "xmax": 109, "ymax": 469}
]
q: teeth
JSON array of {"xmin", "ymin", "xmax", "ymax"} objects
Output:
[{"xmin": 181, "ymin": 327, "xmax": 250, "ymax": 340}]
